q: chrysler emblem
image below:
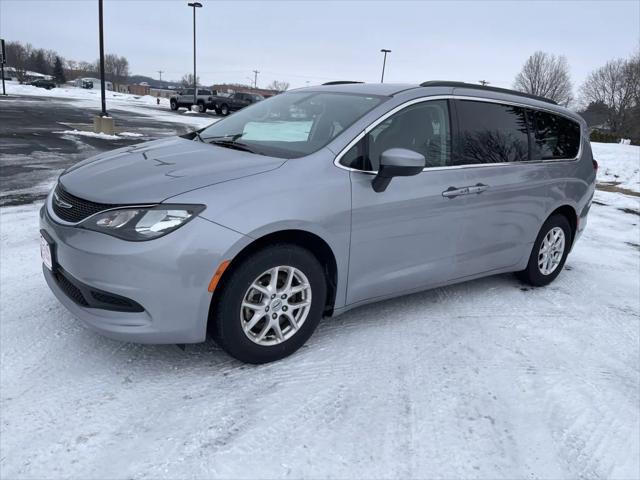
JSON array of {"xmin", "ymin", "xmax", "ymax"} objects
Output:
[{"xmin": 53, "ymin": 192, "xmax": 73, "ymax": 209}]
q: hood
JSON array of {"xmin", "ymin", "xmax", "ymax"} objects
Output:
[{"xmin": 59, "ymin": 137, "xmax": 285, "ymax": 204}]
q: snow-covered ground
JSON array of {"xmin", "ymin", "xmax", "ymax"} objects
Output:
[
  {"xmin": 592, "ymin": 142, "xmax": 640, "ymax": 193},
  {"xmin": 4, "ymin": 81, "xmax": 215, "ymax": 129},
  {"xmin": 1, "ymin": 145, "xmax": 639, "ymax": 478}
]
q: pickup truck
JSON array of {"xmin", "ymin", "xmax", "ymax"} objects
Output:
[
  {"xmin": 212, "ymin": 92, "xmax": 264, "ymax": 116},
  {"xmin": 169, "ymin": 88, "xmax": 216, "ymax": 112}
]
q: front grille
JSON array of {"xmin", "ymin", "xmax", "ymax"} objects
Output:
[
  {"xmin": 52, "ymin": 268, "xmax": 144, "ymax": 313},
  {"xmin": 52, "ymin": 185, "xmax": 116, "ymax": 223}
]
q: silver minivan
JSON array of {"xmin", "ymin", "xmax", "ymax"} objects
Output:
[{"xmin": 40, "ymin": 81, "xmax": 596, "ymax": 363}]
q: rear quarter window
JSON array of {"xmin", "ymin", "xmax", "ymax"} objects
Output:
[{"xmin": 531, "ymin": 110, "xmax": 580, "ymax": 160}]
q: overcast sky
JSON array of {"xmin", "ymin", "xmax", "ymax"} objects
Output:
[{"xmin": 1, "ymin": 0, "xmax": 638, "ymax": 90}]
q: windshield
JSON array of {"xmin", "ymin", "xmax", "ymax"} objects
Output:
[{"xmin": 199, "ymin": 91, "xmax": 385, "ymax": 158}]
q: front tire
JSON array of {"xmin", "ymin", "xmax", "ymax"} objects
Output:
[
  {"xmin": 211, "ymin": 244, "xmax": 327, "ymax": 364},
  {"xmin": 220, "ymin": 103, "xmax": 229, "ymax": 116},
  {"xmin": 517, "ymin": 214, "xmax": 572, "ymax": 287},
  {"xmin": 170, "ymin": 99, "xmax": 178, "ymax": 111},
  {"xmin": 197, "ymin": 101, "xmax": 206, "ymax": 113}
]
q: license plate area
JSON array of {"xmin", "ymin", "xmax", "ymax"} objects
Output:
[{"xmin": 40, "ymin": 230, "xmax": 56, "ymax": 271}]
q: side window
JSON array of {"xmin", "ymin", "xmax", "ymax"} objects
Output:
[
  {"xmin": 183, "ymin": 89, "xmax": 193, "ymax": 96},
  {"xmin": 455, "ymin": 100, "xmax": 529, "ymax": 165},
  {"xmin": 341, "ymin": 100, "xmax": 451, "ymax": 171},
  {"xmin": 531, "ymin": 110, "xmax": 580, "ymax": 160}
]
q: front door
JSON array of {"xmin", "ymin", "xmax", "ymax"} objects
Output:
[{"xmin": 345, "ymin": 99, "xmax": 467, "ymax": 305}]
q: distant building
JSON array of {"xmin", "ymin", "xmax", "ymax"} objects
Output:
[
  {"xmin": 149, "ymin": 88, "xmax": 175, "ymax": 99},
  {"xmin": 128, "ymin": 84, "xmax": 150, "ymax": 96}
]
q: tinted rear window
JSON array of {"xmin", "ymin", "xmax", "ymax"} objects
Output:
[
  {"xmin": 456, "ymin": 100, "xmax": 529, "ymax": 164},
  {"xmin": 531, "ymin": 110, "xmax": 580, "ymax": 159}
]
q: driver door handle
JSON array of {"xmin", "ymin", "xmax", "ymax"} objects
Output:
[
  {"xmin": 442, "ymin": 183, "xmax": 489, "ymax": 198},
  {"xmin": 469, "ymin": 183, "xmax": 489, "ymax": 194},
  {"xmin": 442, "ymin": 186, "xmax": 471, "ymax": 198}
]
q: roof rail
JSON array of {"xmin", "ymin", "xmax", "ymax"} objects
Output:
[
  {"xmin": 419, "ymin": 81, "xmax": 558, "ymax": 105},
  {"xmin": 322, "ymin": 81, "xmax": 364, "ymax": 86}
]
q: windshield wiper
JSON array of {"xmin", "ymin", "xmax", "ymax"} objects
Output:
[
  {"xmin": 203, "ymin": 133, "xmax": 244, "ymax": 142},
  {"xmin": 209, "ymin": 139, "xmax": 258, "ymax": 154}
]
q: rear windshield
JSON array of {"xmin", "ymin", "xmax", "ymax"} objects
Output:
[{"xmin": 199, "ymin": 91, "xmax": 385, "ymax": 158}]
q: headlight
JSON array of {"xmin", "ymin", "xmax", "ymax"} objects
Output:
[{"xmin": 81, "ymin": 204, "xmax": 205, "ymax": 241}]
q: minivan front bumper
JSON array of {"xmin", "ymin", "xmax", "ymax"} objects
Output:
[{"xmin": 39, "ymin": 202, "xmax": 246, "ymax": 344}]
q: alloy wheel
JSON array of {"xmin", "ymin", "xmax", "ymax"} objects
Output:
[
  {"xmin": 538, "ymin": 227, "xmax": 565, "ymax": 275},
  {"xmin": 240, "ymin": 266, "xmax": 312, "ymax": 346}
]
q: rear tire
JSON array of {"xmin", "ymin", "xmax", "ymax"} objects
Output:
[
  {"xmin": 197, "ymin": 101, "xmax": 206, "ymax": 113},
  {"xmin": 211, "ymin": 244, "xmax": 326, "ymax": 364},
  {"xmin": 517, "ymin": 214, "xmax": 572, "ymax": 287}
]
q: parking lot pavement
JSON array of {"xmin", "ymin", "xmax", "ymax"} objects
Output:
[{"xmin": 0, "ymin": 95, "xmax": 206, "ymax": 206}]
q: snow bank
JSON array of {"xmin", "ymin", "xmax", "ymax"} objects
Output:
[
  {"xmin": 592, "ymin": 142, "xmax": 639, "ymax": 193},
  {"xmin": 58, "ymin": 130, "xmax": 145, "ymax": 140},
  {"xmin": 58, "ymin": 129, "xmax": 120, "ymax": 140},
  {"xmin": 5, "ymin": 81, "xmax": 167, "ymax": 107},
  {"xmin": 5, "ymin": 81, "xmax": 215, "ymax": 129}
]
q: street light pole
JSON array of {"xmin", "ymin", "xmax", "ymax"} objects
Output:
[
  {"xmin": 380, "ymin": 49, "xmax": 391, "ymax": 83},
  {"xmin": 98, "ymin": 0, "xmax": 107, "ymax": 116},
  {"xmin": 187, "ymin": 2, "xmax": 202, "ymax": 107}
]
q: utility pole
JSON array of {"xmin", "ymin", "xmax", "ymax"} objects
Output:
[
  {"xmin": 188, "ymin": 2, "xmax": 202, "ymax": 107},
  {"xmin": 157, "ymin": 70, "xmax": 164, "ymax": 81},
  {"xmin": 479, "ymin": 80, "xmax": 490, "ymax": 86},
  {"xmin": 380, "ymin": 49, "xmax": 391, "ymax": 83},
  {"xmin": 252, "ymin": 69, "xmax": 259, "ymax": 89}
]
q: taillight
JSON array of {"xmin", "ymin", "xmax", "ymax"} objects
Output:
[{"xmin": 592, "ymin": 159, "xmax": 598, "ymax": 171}]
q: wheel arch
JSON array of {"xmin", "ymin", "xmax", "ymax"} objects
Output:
[
  {"xmin": 208, "ymin": 229, "xmax": 339, "ymax": 326},
  {"xmin": 547, "ymin": 204, "xmax": 578, "ymax": 245}
]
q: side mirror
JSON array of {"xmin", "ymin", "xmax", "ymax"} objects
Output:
[{"xmin": 371, "ymin": 148, "xmax": 425, "ymax": 193}]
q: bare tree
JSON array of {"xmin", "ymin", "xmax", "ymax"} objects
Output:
[
  {"xmin": 625, "ymin": 51, "xmax": 640, "ymax": 106},
  {"xmin": 4, "ymin": 41, "xmax": 33, "ymax": 82},
  {"xmin": 580, "ymin": 58, "xmax": 636, "ymax": 132},
  {"xmin": 29, "ymin": 48, "xmax": 50, "ymax": 75},
  {"xmin": 103, "ymin": 54, "xmax": 129, "ymax": 88},
  {"xmin": 514, "ymin": 51, "xmax": 573, "ymax": 106},
  {"xmin": 181, "ymin": 73, "xmax": 200, "ymax": 88},
  {"xmin": 76, "ymin": 61, "xmax": 96, "ymax": 77},
  {"xmin": 266, "ymin": 80, "xmax": 290, "ymax": 92}
]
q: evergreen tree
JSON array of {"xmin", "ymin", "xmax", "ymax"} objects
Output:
[{"xmin": 53, "ymin": 56, "xmax": 66, "ymax": 85}]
